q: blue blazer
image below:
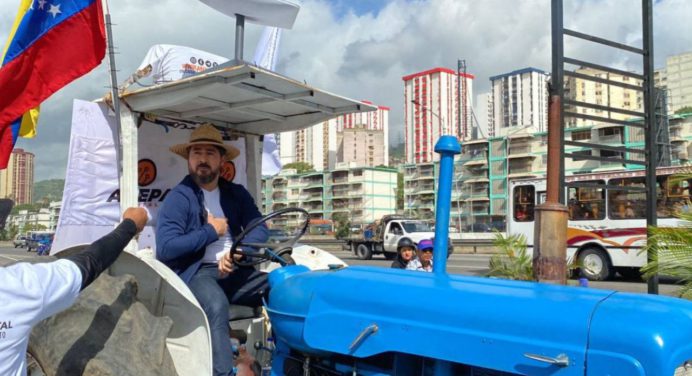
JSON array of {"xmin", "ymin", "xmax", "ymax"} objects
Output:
[{"xmin": 155, "ymin": 175, "xmax": 269, "ymax": 283}]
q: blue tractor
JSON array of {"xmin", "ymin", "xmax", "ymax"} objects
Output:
[{"xmin": 263, "ymin": 136, "xmax": 692, "ymax": 375}]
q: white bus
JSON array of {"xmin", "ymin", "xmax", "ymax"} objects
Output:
[{"xmin": 508, "ymin": 166, "xmax": 691, "ymax": 281}]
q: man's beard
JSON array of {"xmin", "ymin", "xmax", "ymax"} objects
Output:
[{"xmin": 190, "ymin": 163, "xmax": 219, "ymax": 185}]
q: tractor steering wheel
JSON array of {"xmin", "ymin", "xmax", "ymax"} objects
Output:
[{"xmin": 230, "ymin": 207, "xmax": 310, "ymax": 267}]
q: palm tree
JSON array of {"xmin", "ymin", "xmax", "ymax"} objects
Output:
[{"xmin": 641, "ymin": 172, "xmax": 692, "ymax": 299}]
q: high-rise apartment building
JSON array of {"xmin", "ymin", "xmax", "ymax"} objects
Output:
[
  {"xmin": 487, "ymin": 68, "xmax": 549, "ymax": 137},
  {"xmin": 403, "ymin": 67, "xmax": 474, "ymax": 163},
  {"xmin": 0, "ymin": 148, "xmax": 35, "ymax": 204},
  {"xmin": 262, "ymin": 165, "xmax": 397, "ymax": 225},
  {"xmin": 655, "ymin": 51, "xmax": 692, "ymax": 114},
  {"xmin": 278, "ymin": 102, "xmax": 390, "ymax": 170},
  {"xmin": 338, "ymin": 127, "xmax": 385, "ymax": 167},
  {"xmin": 564, "ymin": 66, "xmax": 643, "ymax": 128}
]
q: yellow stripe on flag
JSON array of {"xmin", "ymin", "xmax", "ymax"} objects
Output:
[
  {"xmin": 2, "ymin": 0, "xmax": 39, "ymax": 138},
  {"xmin": 19, "ymin": 108, "xmax": 38, "ymax": 138}
]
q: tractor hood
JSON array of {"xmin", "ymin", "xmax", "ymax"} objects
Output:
[{"xmin": 266, "ymin": 266, "xmax": 692, "ymax": 375}]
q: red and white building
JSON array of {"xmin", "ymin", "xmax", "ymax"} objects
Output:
[
  {"xmin": 0, "ymin": 148, "xmax": 35, "ymax": 204},
  {"xmin": 403, "ymin": 67, "xmax": 474, "ymax": 163}
]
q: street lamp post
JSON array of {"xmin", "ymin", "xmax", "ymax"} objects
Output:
[{"xmin": 410, "ymin": 100, "xmax": 464, "ymax": 232}]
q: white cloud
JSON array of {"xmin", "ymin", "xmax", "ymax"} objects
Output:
[{"xmin": 0, "ymin": 0, "xmax": 690, "ymax": 180}]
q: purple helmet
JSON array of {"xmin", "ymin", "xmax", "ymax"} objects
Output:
[{"xmin": 417, "ymin": 239, "xmax": 434, "ymax": 251}]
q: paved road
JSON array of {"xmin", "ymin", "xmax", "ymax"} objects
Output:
[
  {"xmin": 1, "ymin": 245, "xmax": 682, "ymax": 297},
  {"xmin": 326, "ymin": 248, "xmax": 683, "ymax": 297}
]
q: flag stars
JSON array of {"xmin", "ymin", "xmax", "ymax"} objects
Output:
[
  {"xmin": 38, "ymin": 0, "xmax": 48, "ymax": 10},
  {"xmin": 47, "ymin": 3, "xmax": 61, "ymax": 18}
]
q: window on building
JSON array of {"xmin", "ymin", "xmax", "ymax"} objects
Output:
[
  {"xmin": 571, "ymin": 130, "xmax": 591, "ymax": 141},
  {"xmin": 513, "ymin": 185, "xmax": 535, "ymax": 222},
  {"xmin": 601, "ymin": 148, "xmax": 622, "ymax": 157}
]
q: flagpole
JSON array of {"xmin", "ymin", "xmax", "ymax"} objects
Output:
[{"xmin": 102, "ymin": 0, "xmax": 125, "ymax": 205}]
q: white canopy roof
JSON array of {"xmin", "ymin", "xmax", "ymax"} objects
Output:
[
  {"xmin": 200, "ymin": 0, "xmax": 300, "ymax": 29},
  {"xmin": 120, "ymin": 64, "xmax": 375, "ymax": 135}
]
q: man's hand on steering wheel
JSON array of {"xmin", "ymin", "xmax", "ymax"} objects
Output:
[
  {"xmin": 218, "ymin": 251, "xmax": 241, "ymax": 276},
  {"xmin": 228, "ymin": 207, "xmax": 310, "ymax": 268}
]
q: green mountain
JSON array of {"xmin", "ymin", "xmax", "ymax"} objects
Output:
[{"xmin": 34, "ymin": 179, "xmax": 65, "ymax": 203}]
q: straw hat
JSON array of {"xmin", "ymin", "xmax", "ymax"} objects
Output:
[{"xmin": 170, "ymin": 123, "xmax": 240, "ymax": 161}]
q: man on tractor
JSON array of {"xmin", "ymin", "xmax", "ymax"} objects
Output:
[{"xmin": 155, "ymin": 123, "xmax": 269, "ymax": 376}]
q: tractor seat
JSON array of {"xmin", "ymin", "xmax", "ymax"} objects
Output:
[{"xmin": 229, "ymin": 304, "xmax": 262, "ymax": 321}]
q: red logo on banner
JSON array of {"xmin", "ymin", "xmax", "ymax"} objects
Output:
[
  {"xmin": 138, "ymin": 159, "xmax": 157, "ymax": 187},
  {"xmin": 221, "ymin": 161, "xmax": 236, "ymax": 182}
]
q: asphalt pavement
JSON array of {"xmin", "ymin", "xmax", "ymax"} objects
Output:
[
  {"xmin": 326, "ymin": 248, "xmax": 683, "ymax": 297},
  {"xmin": 0, "ymin": 245, "xmax": 683, "ymax": 297}
]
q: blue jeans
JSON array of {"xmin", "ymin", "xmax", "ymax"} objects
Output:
[{"xmin": 188, "ymin": 263, "xmax": 268, "ymax": 376}]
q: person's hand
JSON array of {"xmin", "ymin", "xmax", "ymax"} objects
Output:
[
  {"xmin": 208, "ymin": 213, "xmax": 228, "ymax": 236},
  {"xmin": 123, "ymin": 207, "xmax": 148, "ymax": 233},
  {"xmin": 218, "ymin": 251, "xmax": 245, "ymax": 277},
  {"xmin": 218, "ymin": 251, "xmax": 234, "ymax": 277}
]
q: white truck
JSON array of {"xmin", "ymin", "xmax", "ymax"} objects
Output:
[{"xmin": 344, "ymin": 215, "xmax": 445, "ymax": 260}]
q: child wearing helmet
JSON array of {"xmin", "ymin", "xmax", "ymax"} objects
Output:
[{"xmin": 391, "ymin": 237, "xmax": 416, "ymax": 269}]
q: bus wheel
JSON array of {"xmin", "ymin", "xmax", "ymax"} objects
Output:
[
  {"xmin": 356, "ymin": 244, "xmax": 373, "ymax": 260},
  {"xmin": 578, "ymin": 248, "xmax": 613, "ymax": 281}
]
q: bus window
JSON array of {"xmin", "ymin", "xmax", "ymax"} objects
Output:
[
  {"xmin": 659, "ymin": 176, "xmax": 692, "ymax": 217},
  {"xmin": 513, "ymin": 186, "xmax": 535, "ymax": 222},
  {"xmin": 568, "ymin": 180, "xmax": 605, "ymax": 220},
  {"xmin": 608, "ymin": 177, "xmax": 646, "ymax": 219}
]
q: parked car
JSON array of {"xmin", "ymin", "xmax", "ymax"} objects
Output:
[{"xmin": 13, "ymin": 234, "xmax": 27, "ymax": 248}]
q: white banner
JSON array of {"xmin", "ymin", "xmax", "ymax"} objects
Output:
[
  {"xmin": 53, "ymin": 99, "xmax": 247, "ymax": 253},
  {"xmin": 137, "ymin": 44, "xmax": 229, "ymax": 84}
]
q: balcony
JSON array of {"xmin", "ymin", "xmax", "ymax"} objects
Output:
[
  {"xmin": 507, "ymin": 163, "xmax": 537, "ymax": 179},
  {"xmin": 597, "ymin": 134, "xmax": 624, "ymax": 144},
  {"xmin": 302, "ymin": 184, "xmax": 324, "ymax": 192},
  {"xmin": 272, "ymin": 203, "xmax": 288, "ymax": 210},
  {"xmin": 462, "ymin": 186, "xmax": 489, "ymax": 197},
  {"xmin": 331, "ymin": 189, "xmax": 350, "ymax": 198},
  {"xmin": 670, "ymin": 130, "xmax": 687, "ymax": 142},
  {"xmin": 463, "ymin": 153, "xmax": 488, "ymax": 166},
  {"xmin": 463, "ymin": 177, "xmax": 489, "ymax": 184},
  {"xmin": 417, "ymin": 201, "xmax": 435, "ymax": 209},
  {"xmin": 460, "ymin": 150, "xmax": 488, "ymax": 161}
]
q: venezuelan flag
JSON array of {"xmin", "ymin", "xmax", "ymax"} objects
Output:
[{"xmin": 0, "ymin": 0, "xmax": 106, "ymax": 168}]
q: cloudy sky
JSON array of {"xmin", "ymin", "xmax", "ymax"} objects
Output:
[{"xmin": 1, "ymin": 0, "xmax": 690, "ymax": 181}]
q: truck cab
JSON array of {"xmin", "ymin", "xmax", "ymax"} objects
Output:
[{"xmin": 382, "ymin": 218, "xmax": 435, "ymax": 253}]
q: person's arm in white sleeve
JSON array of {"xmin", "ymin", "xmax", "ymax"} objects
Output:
[{"xmin": 34, "ymin": 207, "xmax": 147, "ymax": 322}]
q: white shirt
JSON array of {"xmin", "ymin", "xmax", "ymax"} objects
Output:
[
  {"xmin": 406, "ymin": 258, "xmax": 433, "ymax": 272},
  {"xmin": 0, "ymin": 259, "xmax": 82, "ymax": 376},
  {"xmin": 202, "ymin": 187, "xmax": 233, "ymax": 263}
]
